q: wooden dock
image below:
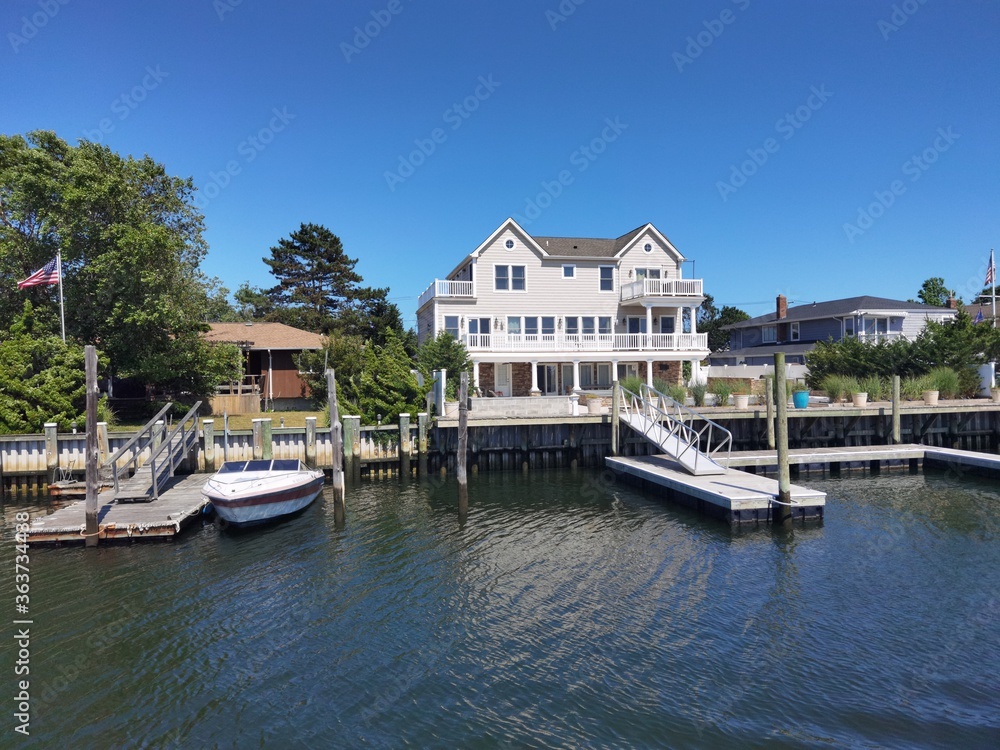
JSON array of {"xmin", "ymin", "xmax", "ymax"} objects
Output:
[
  {"xmin": 607, "ymin": 454, "xmax": 826, "ymax": 525},
  {"xmin": 27, "ymin": 474, "xmax": 212, "ymax": 545}
]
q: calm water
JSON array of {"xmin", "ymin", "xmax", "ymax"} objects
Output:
[{"xmin": 2, "ymin": 468, "xmax": 999, "ymax": 749}]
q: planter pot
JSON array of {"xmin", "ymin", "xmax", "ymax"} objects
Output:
[
  {"xmin": 923, "ymin": 390, "xmax": 939, "ymax": 406},
  {"xmin": 792, "ymin": 390, "xmax": 810, "ymax": 409},
  {"xmin": 734, "ymin": 394, "xmax": 750, "ymax": 410},
  {"xmin": 852, "ymin": 392, "xmax": 868, "ymax": 407},
  {"xmin": 991, "ymin": 389, "xmax": 1000, "ymax": 404}
]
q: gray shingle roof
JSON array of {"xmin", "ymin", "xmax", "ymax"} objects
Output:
[
  {"xmin": 532, "ymin": 225, "xmax": 648, "ymax": 258},
  {"xmin": 722, "ymin": 296, "xmax": 954, "ymax": 330}
]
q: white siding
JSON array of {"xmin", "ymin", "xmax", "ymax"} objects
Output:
[
  {"xmin": 901, "ymin": 311, "xmax": 956, "ymax": 340},
  {"xmin": 618, "ymin": 231, "xmax": 683, "ymax": 282}
]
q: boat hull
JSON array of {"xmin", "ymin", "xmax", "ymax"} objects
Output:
[{"xmin": 205, "ymin": 466, "xmax": 325, "ymax": 527}]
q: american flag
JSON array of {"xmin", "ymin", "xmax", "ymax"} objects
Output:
[
  {"xmin": 17, "ymin": 257, "xmax": 60, "ymax": 289},
  {"xmin": 986, "ymin": 250, "xmax": 996, "ymax": 288}
]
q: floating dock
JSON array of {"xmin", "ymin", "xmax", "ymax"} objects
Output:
[{"xmin": 27, "ymin": 474, "xmax": 212, "ymax": 545}]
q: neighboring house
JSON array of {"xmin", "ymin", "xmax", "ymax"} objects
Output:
[
  {"xmin": 710, "ymin": 295, "xmax": 958, "ymax": 367},
  {"xmin": 416, "ymin": 218, "xmax": 709, "ymax": 396},
  {"xmin": 203, "ymin": 322, "xmax": 325, "ymax": 411},
  {"xmin": 964, "ymin": 302, "xmax": 999, "ymax": 327}
]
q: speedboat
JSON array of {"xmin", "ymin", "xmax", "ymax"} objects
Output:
[{"xmin": 204, "ymin": 459, "xmax": 325, "ymax": 527}]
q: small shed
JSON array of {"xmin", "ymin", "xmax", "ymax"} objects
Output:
[{"xmin": 203, "ymin": 322, "xmax": 325, "ymax": 412}]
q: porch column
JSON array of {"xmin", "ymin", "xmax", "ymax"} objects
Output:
[
  {"xmin": 572, "ymin": 360, "xmax": 581, "ymax": 393},
  {"xmin": 611, "ymin": 359, "xmax": 619, "ymax": 382},
  {"xmin": 690, "ymin": 306, "xmax": 698, "ymax": 335},
  {"xmin": 530, "ymin": 360, "xmax": 540, "ymax": 396},
  {"xmin": 472, "ymin": 361, "xmax": 480, "ymax": 391},
  {"xmin": 645, "ymin": 306, "xmax": 653, "ymax": 348},
  {"xmin": 646, "ymin": 359, "xmax": 654, "ymax": 387}
]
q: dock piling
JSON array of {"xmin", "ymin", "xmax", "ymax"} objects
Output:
[
  {"xmin": 327, "ymin": 368, "xmax": 345, "ymax": 516},
  {"xmin": 305, "ymin": 417, "xmax": 316, "ymax": 467},
  {"xmin": 203, "ymin": 419, "xmax": 215, "ymax": 472},
  {"xmin": 892, "ymin": 375, "xmax": 901, "ymax": 444},
  {"xmin": 399, "ymin": 413, "xmax": 411, "ymax": 478},
  {"xmin": 765, "ymin": 375, "xmax": 775, "ymax": 450},
  {"xmin": 44, "ymin": 422, "xmax": 58, "ymax": 480},
  {"xmin": 84, "ymin": 345, "xmax": 99, "ymax": 548},
  {"xmin": 252, "ymin": 419, "xmax": 264, "ymax": 460},
  {"xmin": 458, "ymin": 372, "xmax": 469, "ymax": 514},
  {"xmin": 611, "ymin": 381, "xmax": 620, "ymax": 456},
  {"xmin": 417, "ymin": 413, "xmax": 428, "ymax": 477},
  {"xmin": 773, "ymin": 353, "xmax": 792, "ymax": 524}
]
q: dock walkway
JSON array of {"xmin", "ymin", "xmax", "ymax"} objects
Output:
[{"xmin": 28, "ymin": 474, "xmax": 212, "ymax": 544}]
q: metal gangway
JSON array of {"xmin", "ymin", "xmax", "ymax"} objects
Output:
[
  {"xmin": 103, "ymin": 401, "xmax": 202, "ymax": 502},
  {"xmin": 619, "ymin": 383, "xmax": 731, "ymax": 476}
]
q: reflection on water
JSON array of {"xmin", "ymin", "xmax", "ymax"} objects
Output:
[{"xmin": 1, "ymin": 469, "xmax": 998, "ymax": 748}]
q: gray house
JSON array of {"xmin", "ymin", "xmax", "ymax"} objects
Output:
[{"xmin": 710, "ymin": 295, "xmax": 958, "ymax": 366}]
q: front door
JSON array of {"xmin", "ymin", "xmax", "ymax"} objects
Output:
[
  {"xmin": 541, "ymin": 364, "xmax": 559, "ymax": 395},
  {"xmin": 494, "ymin": 363, "xmax": 511, "ymax": 396}
]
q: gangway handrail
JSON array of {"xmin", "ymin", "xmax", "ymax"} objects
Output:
[
  {"xmin": 619, "ymin": 383, "xmax": 733, "ymax": 472},
  {"xmin": 144, "ymin": 401, "xmax": 202, "ymax": 500},
  {"xmin": 104, "ymin": 402, "xmax": 174, "ymax": 495}
]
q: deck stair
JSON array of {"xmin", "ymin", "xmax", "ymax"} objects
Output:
[
  {"xmin": 619, "ymin": 383, "xmax": 731, "ymax": 476},
  {"xmin": 106, "ymin": 401, "xmax": 202, "ymax": 503}
]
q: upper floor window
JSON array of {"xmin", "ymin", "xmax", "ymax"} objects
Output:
[
  {"xmin": 444, "ymin": 316, "xmax": 459, "ymax": 339},
  {"xmin": 598, "ymin": 316, "xmax": 612, "ymax": 335},
  {"xmin": 562, "ymin": 264, "xmax": 575, "ymax": 279},
  {"xmin": 506, "ymin": 316, "xmax": 521, "ymax": 335},
  {"xmin": 541, "ymin": 317, "xmax": 555, "ymax": 336},
  {"xmin": 565, "ymin": 317, "xmax": 579, "ymax": 335},
  {"xmin": 762, "ymin": 325, "xmax": 777, "ymax": 343},
  {"xmin": 643, "ymin": 243, "xmax": 652, "ymax": 253},
  {"xmin": 505, "ymin": 239, "xmax": 515, "ymax": 250},
  {"xmin": 790, "ymin": 322, "xmax": 800, "ymax": 341},
  {"xmin": 599, "ymin": 266, "xmax": 614, "ymax": 292},
  {"xmin": 495, "ymin": 265, "xmax": 526, "ymax": 291},
  {"xmin": 844, "ymin": 318, "xmax": 855, "ymax": 338}
]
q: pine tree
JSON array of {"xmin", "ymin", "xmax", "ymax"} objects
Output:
[{"xmin": 356, "ymin": 331, "xmax": 428, "ymax": 424}]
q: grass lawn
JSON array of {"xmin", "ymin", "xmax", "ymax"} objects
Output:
[{"xmin": 109, "ymin": 411, "xmax": 326, "ymax": 432}]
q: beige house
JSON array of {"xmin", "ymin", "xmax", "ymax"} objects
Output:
[
  {"xmin": 416, "ymin": 218, "xmax": 709, "ymax": 396},
  {"xmin": 203, "ymin": 322, "xmax": 324, "ymax": 412}
]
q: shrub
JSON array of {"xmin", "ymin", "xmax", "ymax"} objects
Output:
[
  {"xmin": 820, "ymin": 374, "xmax": 853, "ymax": 403},
  {"xmin": 712, "ymin": 380, "xmax": 733, "ymax": 407},
  {"xmin": 619, "ymin": 375, "xmax": 644, "ymax": 395},
  {"xmin": 690, "ymin": 382, "xmax": 707, "ymax": 407},
  {"xmin": 901, "ymin": 375, "xmax": 929, "ymax": 400},
  {"xmin": 926, "ymin": 366, "xmax": 961, "ymax": 399},
  {"xmin": 858, "ymin": 375, "xmax": 888, "ymax": 401},
  {"xmin": 666, "ymin": 384, "xmax": 688, "ymax": 404}
]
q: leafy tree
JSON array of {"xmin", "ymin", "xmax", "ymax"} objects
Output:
[
  {"xmin": 0, "ymin": 131, "xmax": 229, "ymax": 397},
  {"xmin": 296, "ymin": 334, "xmax": 367, "ymax": 412},
  {"xmin": 417, "ymin": 332, "xmax": 471, "ymax": 398},
  {"xmin": 914, "ymin": 277, "xmax": 952, "ymax": 307},
  {"xmin": 263, "ymin": 223, "xmax": 363, "ymax": 332},
  {"xmin": 355, "ymin": 331, "xmax": 429, "ymax": 424},
  {"xmin": 0, "ymin": 302, "xmax": 104, "ymax": 433},
  {"xmin": 698, "ymin": 294, "xmax": 751, "ymax": 351}
]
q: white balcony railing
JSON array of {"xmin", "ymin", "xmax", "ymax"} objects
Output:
[
  {"xmin": 465, "ymin": 332, "xmax": 708, "ymax": 353},
  {"xmin": 620, "ymin": 278, "xmax": 704, "ymax": 302},
  {"xmin": 417, "ymin": 279, "xmax": 475, "ymax": 308}
]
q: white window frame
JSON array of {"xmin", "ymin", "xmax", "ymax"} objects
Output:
[
  {"xmin": 762, "ymin": 325, "xmax": 777, "ymax": 343},
  {"xmin": 444, "ymin": 315, "xmax": 460, "ymax": 339},
  {"xmin": 495, "ymin": 264, "xmax": 526, "ymax": 292},
  {"xmin": 562, "ymin": 264, "xmax": 576, "ymax": 279},
  {"xmin": 790, "ymin": 321, "xmax": 800, "ymax": 341},
  {"xmin": 599, "ymin": 265, "xmax": 615, "ymax": 292},
  {"xmin": 844, "ymin": 318, "xmax": 855, "ymax": 338}
]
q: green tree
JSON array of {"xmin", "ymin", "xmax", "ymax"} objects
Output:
[
  {"xmin": 333, "ymin": 285, "xmax": 415, "ymax": 353},
  {"xmin": 0, "ymin": 131, "xmax": 229, "ymax": 397},
  {"xmin": 417, "ymin": 332, "xmax": 471, "ymax": 398},
  {"xmin": 0, "ymin": 302, "xmax": 102, "ymax": 433},
  {"xmin": 264, "ymin": 223, "xmax": 363, "ymax": 333},
  {"xmin": 355, "ymin": 331, "xmax": 429, "ymax": 424},
  {"xmin": 297, "ymin": 334, "xmax": 367, "ymax": 412},
  {"xmin": 233, "ymin": 282, "xmax": 276, "ymax": 321},
  {"xmin": 698, "ymin": 294, "xmax": 751, "ymax": 351},
  {"xmin": 914, "ymin": 277, "xmax": 952, "ymax": 307}
]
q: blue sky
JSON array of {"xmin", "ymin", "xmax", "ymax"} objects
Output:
[{"xmin": 4, "ymin": 0, "xmax": 999, "ymax": 326}]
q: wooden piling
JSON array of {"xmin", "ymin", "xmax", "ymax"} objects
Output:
[
  {"xmin": 765, "ymin": 375, "xmax": 775, "ymax": 450},
  {"xmin": 892, "ymin": 375, "xmax": 901, "ymax": 444},
  {"xmin": 417, "ymin": 412, "xmax": 428, "ymax": 477},
  {"xmin": 773, "ymin": 353, "xmax": 792, "ymax": 523},
  {"xmin": 44, "ymin": 422, "xmax": 58, "ymax": 479},
  {"xmin": 84, "ymin": 345, "xmax": 99, "ymax": 548},
  {"xmin": 399, "ymin": 413, "xmax": 411, "ymax": 478},
  {"xmin": 252, "ymin": 419, "xmax": 264, "ymax": 460},
  {"xmin": 203, "ymin": 419, "xmax": 215, "ymax": 472},
  {"xmin": 96, "ymin": 421, "xmax": 110, "ymax": 465},
  {"xmin": 305, "ymin": 417, "xmax": 317, "ymax": 467},
  {"xmin": 458, "ymin": 372, "xmax": 469, "ymax": 512},
  {"xmin": 327, "ymin": 369, "xmax": 345, "ymax": 513},
  {"xmin": 611, "ymin": 381, "xmax": 620, "ymax": 457}
]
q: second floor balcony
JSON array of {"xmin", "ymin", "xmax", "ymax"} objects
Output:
[
  {"xmin": 620, "ymin": 277, "xmax": 703, "ymax": 302},
  {"xmin": 464, "ymin": 332, "xmax": 708, "ymax": 353},
  {"xmin": 418, "ymin": 279, "xmax": 475, "ymax": 308}
]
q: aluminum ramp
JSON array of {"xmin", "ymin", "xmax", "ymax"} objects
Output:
[{"xmin": 619, "ymin": 384, "xmax": 730, "ymax": 476}]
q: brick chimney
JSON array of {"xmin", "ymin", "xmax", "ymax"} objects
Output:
[
  {"xmin": 946, "ymin": 296, "xmax": 958, "ymax": 309},
  {"xmin": 776, "ymin": 294, "xmax": 788, "ymax": 320}
]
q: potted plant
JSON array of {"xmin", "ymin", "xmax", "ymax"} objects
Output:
[
  {"xmin": 732, "ymin": 383, "xmax": 750, "ymax": 410},
  {"xmin": 992, "ymin": 380, "xmax": 1000, "ymax": 404},
  {"xmin": 711, "ymin": 380, "xmax": 733, "ymax": 408},
  {"xmin": 792, "ymin": 383, "xmax": 810, "ymax": 409}
]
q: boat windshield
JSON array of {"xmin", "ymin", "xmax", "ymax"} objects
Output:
[
  {"xmin": 218, "ymin": 461, "xmax": 248, "ymax": 473},
  {"xmin": 271, "ymin": 459, "xmax": 301, "ymax": 471},
  {"xmin": 218, "ymin": 459, "xmax": 303, "ymax": 473}
]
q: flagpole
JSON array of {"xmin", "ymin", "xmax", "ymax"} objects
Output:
[
  {"xmin": 57, "ymin": 250, "xmax": 66, "ymax": 343},
  {"xmin": 992, "ymin": 249, "xmax": 996, "ymax": 329}
]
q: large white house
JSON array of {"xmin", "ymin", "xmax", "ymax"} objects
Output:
[{"xmin": 416, "ymin": 218, "xmax": 709, "ymax": 396}]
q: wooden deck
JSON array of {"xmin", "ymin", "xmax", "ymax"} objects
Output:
[
  {"xmin": 27, "ymin": 474, "xmax": 212, "ymax": 545},
  {"xmin": 606, "ymin": 454, "xmax": 826, "ymax": 525}
]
